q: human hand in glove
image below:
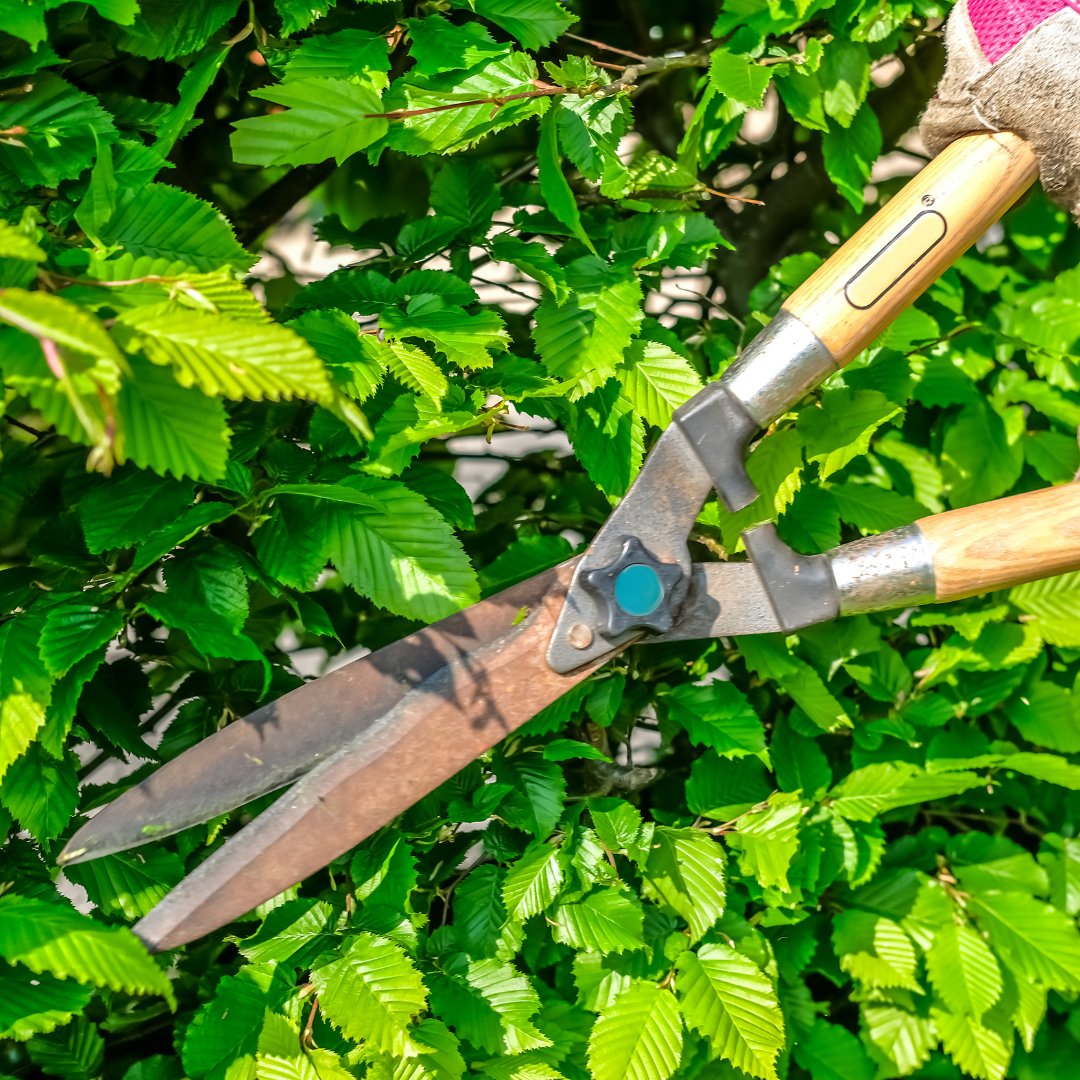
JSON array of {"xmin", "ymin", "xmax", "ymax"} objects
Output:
[{"xmin": 921, "ymin": 0, "xmax": 1080, "ymax": 219}]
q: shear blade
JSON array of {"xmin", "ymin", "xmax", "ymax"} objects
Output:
[{"xmin": 62, "ymin": 561, "xmax": 600, "ymax": 951}]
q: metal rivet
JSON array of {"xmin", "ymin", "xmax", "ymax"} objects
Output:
[
  {"xmin": 921, "ymin": 194, "xmax": 935, "ymax": 207},
  {"xmin": 568, "ymin": 623, "xmax": 594, "ymax": 650}
]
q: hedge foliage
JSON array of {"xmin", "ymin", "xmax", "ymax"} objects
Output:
[{"xmin": 3, "ymin": 1, "xmax": 1080, "ymax": 1078}]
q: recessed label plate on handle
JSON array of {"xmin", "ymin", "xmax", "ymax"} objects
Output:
[{"xmin": 844, "ymin": 208, "xmax": 948, "ymax": 311}]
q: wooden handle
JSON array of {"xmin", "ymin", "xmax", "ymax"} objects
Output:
[
  {"xmin": 784, "ymin": 132, "xmax": 1038, "ymax": 364},
  {"xmin": 918, "ymin": 485, "xmax": 1080, "ymax": 602}
]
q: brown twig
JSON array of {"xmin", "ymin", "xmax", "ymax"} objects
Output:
[
  {"xmin": 364, "ymin": 83, "xmax": 569, "ymax": 121},
  {"xmin": 564, "ymin": 31, "xmax": 649, "ymax": 63}
]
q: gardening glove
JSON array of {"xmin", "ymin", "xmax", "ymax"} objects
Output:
[{"xmin": 920, "ymin": 0, "xmax": 1080, "ymax": 220}]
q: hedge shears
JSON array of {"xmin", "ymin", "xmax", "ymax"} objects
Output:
[{"xmin": 61, "ymin": 132, "xmax": 1078, "ymax": 953}]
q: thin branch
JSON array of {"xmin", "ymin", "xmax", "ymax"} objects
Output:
[
  {"xmin": 564, "ymin": 32, "xmax": 650, "ymax": 63},
  {"xmin": 364, "ymin": 83, "xmax": 569, "ymax": 121},
  {"xmin": 3, "ymin": 414, "xmax": 46, "ymax": 438}
]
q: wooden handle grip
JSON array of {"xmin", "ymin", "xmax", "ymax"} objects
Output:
[
  {"xmin": 783, "ymin": 132, "xmax": 1038, "ymax": 364},
  {"xmin": 918, "ymin": 485, "xmax": 1080, "ymax": 602}
]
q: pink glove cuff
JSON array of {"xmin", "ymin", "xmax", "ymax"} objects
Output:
[{"xmin": 968, "ymin": 0, "xmax": 1080, "ymax": 62}]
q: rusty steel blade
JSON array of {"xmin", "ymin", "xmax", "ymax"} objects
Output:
[
  {"xmin": 113, "ymin": 561, "xmax": 602, "ymax": 951},
  {"xmin": 60, "ymin": 560, "xmax": 591, "ymax": 869}
]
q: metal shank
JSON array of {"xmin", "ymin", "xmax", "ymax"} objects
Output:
[{"xmin": 829, "ymin": 525, "xmax": 936, "ymax": 613}]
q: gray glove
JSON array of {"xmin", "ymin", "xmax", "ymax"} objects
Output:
[{"xmin": 920, "ymin": 0, "xmax": 1080, "ymax": 220}]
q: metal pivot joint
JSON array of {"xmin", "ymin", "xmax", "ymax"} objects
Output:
[{"xmin": 580, "ymin": 536, "xmax": 687, "ymax": 637}]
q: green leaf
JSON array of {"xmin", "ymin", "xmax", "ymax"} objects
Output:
[
  {"xmin": 503, "ymin": 841, "xmax": 567, "ymax": 921},
  {"xmin": 792, "ymin": 1021, "xmax": 875, "ymax": 1080},
  {"xmin": 1005, "ymin": 682, "xmax": 1080, "ymax": 751},
  {"xmin": 430, "ymin": 958, "xmax": 550, "ymax": 1056},
  {"xmin": 235, "ymin": 899, "xmax": 336, "ymax": 967},
  {"xmin": 1011, "ymin": 570, "xmax": 1080, "ymax": 648},
  {"xmin": 569, "ymin": 378, "xmax": 645, "ymax": 499},
  {"xmin": 676, "ymin": 943, "xmax": 785, "ymax": 1080},
  {"xmin": 380, "ymin": 305, "xmax": 508, "ymax": 371},
  {"xmin": 533, "ymin": 256, "xmax": 643, "ymax": 397},
  {"xmin": 454, "ymin": 864, "xmax": 507, "ymax": 958},
  {"xmin": 1004, "ymin": 751, "xmax": 1080, "ymax": 789},
  {"xmin": 969, "ymin": 891, "xmax": 1080, "ymax": 992},
  {"xmin": 92, "ymin": 183, "xmax": 251, "ymax": 279},
  {"xmin": 0, "ymin": 895, "xmax": 172, "ymax": 1002},
  {"xmin": 351, "ymin": 831, "xmax": 418, "ymax": 910},
  {"xmin": 311, "ymin": 933, "xmax": 428, "ymax": 1058},
  {"xmin": 489, "ymin": 236, "xmax": 569, "ymax": 302},
  {"xmin": 380, "ymin": 340, "xmax": 450, "ymax": 403},
  {"xmin": 405, "ymin": 14, "xmax": 504, "ymax": 75},
  {"xmin": 0, "ymin": 289, "xmax": 123, "ymax": 369},
  {"xmin": 642, "ymin": 827, "xmax": 726, "ymax": 942},
  {"xmin": 116, "ymin": 0, "xmax": 240, "ymax": 60},
  {"xmin": 284, "ymin": 27, "xmax": 391, "ymax": 85},
  {"xmin": 537, "ymin": 108, "xmax": 592, "ymax": 251},
  {"xmin": 587, "ymin": 981, "xmax": 683, "ymax": 1080},
  {"xmin": 727, "ymin": 793, "xmax": 805, "ymax": 892},
  {"xmin": 560, "ymin": 103, "xmax": 628, "ymax": 197},
  {"xmin": 117, "ymin": 304, "xmax": 334, "ymax": 405},
  {"xmin": 590, "ymin": 799, "xmax": 649, "ymax": 864},
  {"xmin": 0, "ymin": 745, "xmax": 78, "ymax": 842},
  {"xmin": 798, "ymin": 389, "xmax": 902, "ymax": 480},
  {"xmin": 551, "ymin": 889, "xmax": 645, "ymax": 953},
  {"xmin": 933, "ymin": 1007, "xmax": 1013, "ymax": 1080},
  {"xmin": 183, "ymin": 965, "xmax": 291, "ymax": 1080},
  {"xmin": 26, "ymin": 1016, "xmax": 104, "ymax": 1080},
  {"xmin": 232, "ymin": 79, "xmax": 388, "ymax": 166},
  {"xmin": 738, "ymin": 634, "xmax": 851, "ymax": 731},
  {"xmin": 821, "ymin": 41, "xmax": 870, "ymax": 127},
  {"xmin": 464, "ymin": 0, "xmax": 576, "ymax": 50},
  {"xmin": 496, "ymin": 755, "xmax": 566, "ymax": 838},
  {"xmin": 827, "ymin": 763, "xmax": 983, "ymax": 822},
  {"xmin": 829, "ymin": 482, "xmax": 926, "ymax": 532},
  {"xmin": 665, "ymin": 681, "xmax": 765, "ymax": 758},
  {"xmin": 686, "ymin": 753, "xmax": 771, "ymax": 820},
  {"xmin": 0, "ymin": 74, "xmax": 116, "ymax": 188},
  {"xmin": 430, "ymin": 159, "xmax": 501, "ymax": 238},
  {"xmin": 832, "ymin": 910, "xmax": 920, "ymax": 992},
  {"xmin": 1041, "ymin": 835, "xmax": 1080, "ymax": 916},
  {"xmin": 63, "ymin": 848, "xmax": 186, "ymax": 922},
  {"xmin": 0, "ymin": 961, "xmax": 93, "ymax": 1042},
  {"xmin": 618, "ymin": 339, "xmax": 702, "ymax": 428},
  {"xmin": 860, "ymin": 1005, "xmax": 935, "ymax": 1077},
  {"xmin": 0, "ymin": 617, "xmax": 52, "ymax": 783},
  {"xmin": 115, "ymin": 355, "xmax": 231, "ymax": 481},
  {"xmin": 289, "ymin": 310, "xmax": 387, "ymax": 402},
  {"xmin": 39, "ymin": 600, "xmax": 124, "ymax": 677},
  {"xmin": 709, "ymin": 50, "xmax": 772, "ymax": 109},
  {"xmin": 262, "ymin": 477, "xmax": 479, "ymax": 621},
  {"xmin": 822, "ymin": 104, "xmax": 881, "ymax": 211},
  {"xmin": 942, "ymin": 401, "xmax": 1024, "ymax": 508},
  {"xmin": 926, "ymin": 922, "xmax": 1003, "ymax": 1019},
  {"xmin": 0, "ymin": 219, "xmax": 44, "ymax": 263}
]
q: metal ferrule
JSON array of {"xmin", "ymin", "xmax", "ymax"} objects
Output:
[
  {"xmin": 722, "ymin": 309, "xmax": 838, "ymax": 426},
  {"xmin": 828, "ymin": 525, "xmax": 937, "ymax": 615}
]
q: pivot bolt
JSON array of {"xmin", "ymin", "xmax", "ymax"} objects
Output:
[{"xmin": 581, "ymin": 536, "xmax": 685, "ymax": 637}]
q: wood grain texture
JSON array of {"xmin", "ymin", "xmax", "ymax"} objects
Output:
[
  {"xmin": 918, "ymin": 485, "xmax": 1080, "ymax": 602},
  {"xmin": 783, "ymin": 131, "xmax": 1038, "ymax": 363}
]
